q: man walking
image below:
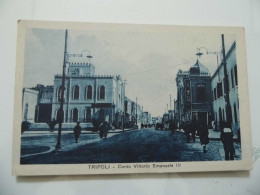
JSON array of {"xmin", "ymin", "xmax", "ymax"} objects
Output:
[
  {"xmin": 197, "ymin": 121, "xmax": 209, "ymax": 153},
  {"xmin": 73, "ymin": 122, "xmax": 82, "ymax": 143},
  {"xmin": 220, "ymin": 122, "xmax": 234, "ymax": 160},
  {"xmin": 99, "ymin": 121, "xmax": 109, "ymax": 139}
]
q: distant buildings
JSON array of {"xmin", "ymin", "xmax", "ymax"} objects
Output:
[
  {"xmin": 142, "ymin": 111, "xmax": 151, "ymax": 125},
  {"xmin": 124, "ymin": 97, "xmax": 143, "ymax": 127}
]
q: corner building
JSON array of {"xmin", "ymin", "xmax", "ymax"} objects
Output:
[
  {"xmin": 175, "ymin": 60, "xmax": 212, "ymax": 127},
  {"xmin": 51, "ymin": 54, "xmax": 125, "ymax": 125}
]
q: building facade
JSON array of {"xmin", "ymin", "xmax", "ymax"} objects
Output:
[
  {"xmin": 22, "ymin": 88, "xmax": 39, "ymax": 122},
  {"xmin": 142, "ymin": 111, "xmax": 151, "ymax": 125},
  {"xmin": 51, "ymin": 54, "xmax": 125, "ymax": 126},
  {"xmin": 124, "ymin": 97, "xmax": 143, "ymax": 127},
  {"xmin": 31, "ymin": 84, "xmax": 53, "ymax": 123},
  {"xmin": 211, "ymin": 42, "xmax": 239, "ymax": 135},
  {"xmin": 175, "ymin": 60, "xmax": 212, "ymax": 127}
]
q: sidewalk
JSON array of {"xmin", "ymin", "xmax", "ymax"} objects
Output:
[
  {"xmin": 176, "ymin": 128, "xmax": 239, "ymax": 141},
  {"xmin": 22, "ymin": 128, "xmax": 136, "ymax": 137},
  {"xmin": 176, "ymin": 129, "xmax": 242, "ymax": 161},
  {"xmin": 21, "ymin": 128, "xmax": 139, "ymax": 157}
]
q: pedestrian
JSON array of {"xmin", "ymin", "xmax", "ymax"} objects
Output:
[
  {"xmin": 103, "ymin": 121, "xmax": 109, "ymax": 139},
  {"xmin": 220, "ymin": 122, "xmax": 234, "ymax": 160},
  {"xmin": 99, "ymin": 121, "xmax": 109, "ymax": 139},
  {"xmin": 197, "ymin": 122, "xmax": 209, "ymax": 153},
  {"xmin": 73, "ymin": 122, "xmax": 82, "ymax": 143},
  {"xmin": 98, "ymin": 122, "xmax": 104, "ymax": 138}
]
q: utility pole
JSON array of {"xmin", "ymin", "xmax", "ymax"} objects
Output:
[
  {"xmin": 122, "ymin": 80, "xmax": 126, "ymax": 131},
  {"xmin": 222, "ymin": 34, "xmax": 232, "ymax": 127},
  {"xmin": 142, "ymin": 106, "xmax": 143, "ymax": 124},
  {"xmin": 135, "ymin": 97, "xmax": 138, "ymax": 126},
  {"xmin": 56, "ymin": 29, "xmax": 68, "ymax": 150},
  {"xmin": 170, "ymin": 95, "xmax": 172, "ymax": 110}
]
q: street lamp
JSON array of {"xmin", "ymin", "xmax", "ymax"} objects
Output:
[
  {"xmin": 67, "ymin": 50, "xmax": 93, "ymax": 63},
  {"xmin": 221, "ymin": 34, "xmax": 232, "ymax": 127},
  {"xmin": 196, "ymin": 35, "xmax": 232, "ymax": 127},
  {"xmin": 122, "ymin": 80, "xmax": 126, "ymax": 131},
  {"xmin": 196, "ymin": 47, "xmax": 222, "ymax": 82},
  {"xmin": 55, "ymin": 29, "xmax": 68, "ymax": 151}
]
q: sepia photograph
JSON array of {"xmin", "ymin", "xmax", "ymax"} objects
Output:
[{"xmin": 12, "ymin": 21, "xmax": 252, "ymax": 175}]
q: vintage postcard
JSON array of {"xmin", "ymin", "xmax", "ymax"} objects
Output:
[{"xmin": 13, "ymin": 20, "xmax": 252, "ymax": 176}]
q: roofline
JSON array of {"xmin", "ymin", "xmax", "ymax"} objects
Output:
[{"xmin": 211, "ymin": 41, "xmax": 236, "ymax": 79}]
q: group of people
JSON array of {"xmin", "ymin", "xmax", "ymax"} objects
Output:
[
  {"xmin": 179, "ymin": 117, "xmax": 235, "ymax": 160},
  {"xmin": 182, "ymin": 116, "xmax": 209, "ymax": 153},
  {"xmin": 70, "ymin": 120, "xmax": 110, "ymax": 144},
  {"xmin": 50, "ymin": 115, "xmax": 235, "ymax": 160}
]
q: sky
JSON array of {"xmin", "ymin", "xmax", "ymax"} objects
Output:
[{"xmin": 23, "ymin": 27, "xmax": 235, "ymax": 117}]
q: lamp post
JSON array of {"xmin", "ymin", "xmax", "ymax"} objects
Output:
[
  {"xmin": 55, "ymin": 29, "xmax": 68, "ymax": 150},
  {"xmin": 196, "ymin": 34, "xmax": 232, "ymax": 127},
  {"xmin": 221, "ymin": 34, "xmax": 232, "ymax": 127},
  {"xmin": 196, "ymin": 47, "xmax": 221, "ymax": 82},
  {"xmin": 122, "ymin": 80, "xmax": 126, "ymax": 131}
]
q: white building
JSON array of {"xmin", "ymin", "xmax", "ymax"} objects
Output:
[
  {"xmin": 51, "ymin": 53, "xmax": 125, "ymax": 126},
  {"xmin": 22, "ymin": 88, "xmax": 39, "ymax": 122},
  {"xmin": 211, "ymin": 41, "xmax": 239, "ymax": 135}
]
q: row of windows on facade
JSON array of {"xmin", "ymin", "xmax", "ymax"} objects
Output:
[
  {"xmin": 212, "ymin": 65, "xmax": 238, "ymax": 101},
  {"xmin": 184, "ymin": 83, "xmax": 207, "ymax": 102},
  {"xmin": 57, "ymin": 85, "xmax": 105, "ymax": 101},
  {"xmin": 215, "ymin": 103, "xmax": 239, "ymax": 125},
  {"xmin": 55, "ymin": 108, "xmax": 105, "ymax": 122}
]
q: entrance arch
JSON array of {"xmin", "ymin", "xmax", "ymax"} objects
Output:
[{"xmin": 72, "ymin": 108, "xmax": 78, "ymax": 122}]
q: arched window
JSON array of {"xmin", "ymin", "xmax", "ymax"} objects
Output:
[
  {"xmin": 234, "ymin": 104, "xmax": 238, "ymax": 124},
  {"xmin": 55, "ymin": 109, "xmax": 58, "ymax": 120},
  {"xmin": 87, "ymin": 85, "xmax": 92, "ymax": 99},
  {"xmin": 219, "ymin": 107, "xmax": 222, "ymax": 124},
  {"xmin": 24, "ymin": 103, "xmax": 28, "ymax": 120},
  {"xmin": 231, "ymin": 69, "xmax": 234, "ymax": 89},
  {"xmin": 100, "ymin": 85, "xmax": 105, "ymax": 100},
  {"xmin": 57, "ymin": 85, "xmax": 63, "ymax": 102},
  {"xmin": 72, "ymin": 108, "xmax": 78, "ymax": 122},
  {"xmin": 85, "ymin": 108, "xmax": 91, "ymax": 122},
  {"xmin": 73, "ymin": 85, "xmax": 80, "ymax": 99},
  {"xmin": 234, "ymin": 65, "xmax": 238, "ymax": 86}
]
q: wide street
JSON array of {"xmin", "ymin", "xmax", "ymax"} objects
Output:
[{"xmin": 20, "ymin": 128, "xmax": 241, "ymax": 164}]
